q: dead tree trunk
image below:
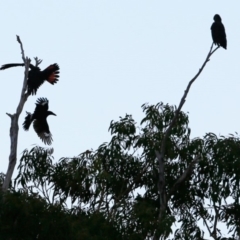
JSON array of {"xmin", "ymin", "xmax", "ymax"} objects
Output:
[{"xmin": 2, "ymin": 36, "xmax": 30, "ymax": 191}]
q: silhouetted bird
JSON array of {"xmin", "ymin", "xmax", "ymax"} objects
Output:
[
  {"xmin": 0, "ymin": 63, "xmax": 60, "ymax": 95},
  {"xmin": 23, "ymin": 98, "xmax": 56, "ymax": 145},
  {"xmin": 211, "ymin": 14, "xmax": 227, "ymax": 49}
]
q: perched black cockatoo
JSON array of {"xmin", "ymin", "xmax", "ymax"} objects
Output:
[
  {"xmin": 0, "ymin": 62, "xmax": 60, "ymax": 95},
  {"xmin": 23, "ymin": 98, "xmax": 56, "ymax": 145},
  {"xmin": 211, "ymin": 14, "xmax": 227, "ymax": 49}
]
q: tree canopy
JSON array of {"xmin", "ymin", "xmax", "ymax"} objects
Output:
[
  {"xmin": 0, "ymin": 34, "xmax": 237, "ymax": 239},
  {"xmin": 1, "ymin": 101, "xmax": 240, "ymax": 239}
]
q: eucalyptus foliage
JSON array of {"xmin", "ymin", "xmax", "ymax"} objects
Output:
[{"xmin": 1, "ymin": 102, "xmax": 239, "ymax": 239}]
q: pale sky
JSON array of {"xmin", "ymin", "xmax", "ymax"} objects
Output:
[{"xmin": 0, "ymin": 1, "xmax": 239, "ymax": 237}]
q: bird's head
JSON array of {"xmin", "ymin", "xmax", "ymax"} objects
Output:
[
  {"xmin": 214, "ymin": 14, "xmax": 222, "ymax": 22},
  {"xmin": 47, "ymin": 111, "xmax": 56, "ymax": 117}
]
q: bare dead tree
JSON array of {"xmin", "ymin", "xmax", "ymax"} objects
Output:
[
  {"xmin": 154, "ymin": 43, "xmax": 220, "ymax": 228},
  {"xmin": 2, "ymin": 36, "xmax": 31, "ymax": 191}
]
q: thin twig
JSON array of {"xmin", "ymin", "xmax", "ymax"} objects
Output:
[
  {"xmin": 96, "ymin": 187, "xmax": 106, "ymax": 212},
  {"xmin": 34, "ymin": 57, "xmax": 42, "ymax": 67},
  {"xmin": 201, "ymin": 206, "xmax": 213, "ymax": 239}
]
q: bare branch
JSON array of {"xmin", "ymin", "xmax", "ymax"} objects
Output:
[
  {"xmin": 155, "ymin": 43, "xmax": 220, "ymax": 221},
  {"xmin": 202, "ymin": 213, "xmax": 213, "ymax": 239},
  {"xmin": 163, "ymin": 44, "xmax": 218, "ymax": 144},
  {"xmin": 211, "ymin": 203, "xmax": 220, "ymax": 239},
  {"xmin": 2, "ymin": 36, "xmax": 30, "ymax": 191}
]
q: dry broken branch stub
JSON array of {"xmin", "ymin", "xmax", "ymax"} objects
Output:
[
  {"xmin": 6, "ymin": 113, "xmax": 13, "ymax": 119},
  {"xmin": 16, "ymin": 35, "xmax": 26, "ymax": 63}
]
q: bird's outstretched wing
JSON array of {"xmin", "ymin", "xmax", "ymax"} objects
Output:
[
  {"xmin": 33, "ymin": 119, "xmax": 53, "ymax": 145},
  {"xmin": 34, "ymin": 98, "xmax": 49, "ymax": 113},
  {"xmin": 0, "ymin": 63, "xmax": 36, "ymax": 70},
  {"xmin": 23, "ymin": 112, "xmax": 33, "ymax": 131},
  {"xmin": 0, "ymin": 63, "xmax": 24, "ymax": 70}
]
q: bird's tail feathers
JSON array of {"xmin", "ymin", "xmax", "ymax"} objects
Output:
[
  {"xmin": 23, "ymin": 112, "xmax": 33, "ymax": 130},
  {"xmin": 46, "ymin": 64, "xmax": 60, "ymax": 84}
]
